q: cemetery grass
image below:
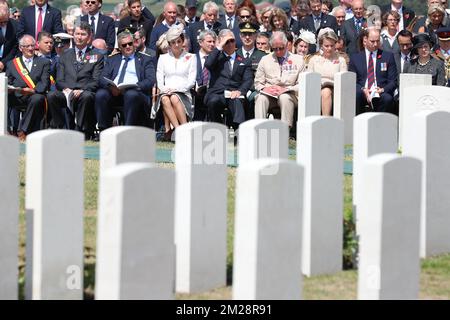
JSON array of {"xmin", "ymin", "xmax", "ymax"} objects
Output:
[{"xmin": 16, "ymin": 153, "xmax": 450, "ymax": 300}]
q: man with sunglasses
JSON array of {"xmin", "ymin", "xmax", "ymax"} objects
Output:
[
  {"xmin": 254, "ymin": 31, "xmax": 306, "ymax": 128},
  {"xmin": 204, "ymin": 29, "xmax": 253, "ymax": 127},
  {"xmin": 80, "ymin": 0, "xmax": 115, "ymax": 53},
  {"xmin": 47, "ymin": 22, "xmax": 104, "ymax": 139},
  {"xmin": 95, "ymin": 30, "xmax": 155, "ymax": 131}
]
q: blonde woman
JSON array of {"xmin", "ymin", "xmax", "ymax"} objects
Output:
[{"xmin": 307, "ymin": 28, "xmax": 347, "ymax": 116}]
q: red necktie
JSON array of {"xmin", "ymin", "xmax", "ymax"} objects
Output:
[
  {"xmin": 367, "ymin": 52, "xmax": 374, "ymax": 89},
  {"xmin": 36, "ymin": 7, "xmax": 43, "ymax": 43}
]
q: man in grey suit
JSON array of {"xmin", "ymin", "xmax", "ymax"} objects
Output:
[{"xmin": 47, "ymin": 21, "xmax": 104, "ymax": 139}]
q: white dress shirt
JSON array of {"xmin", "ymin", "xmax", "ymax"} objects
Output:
[{"xmin": 114, "ymin": 54, "xmax": 138, "ymax": 85}]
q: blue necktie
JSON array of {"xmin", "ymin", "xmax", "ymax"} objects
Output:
[{"xmin": 118, "ymin": 57, "xmax": 130, "ymax": 84}]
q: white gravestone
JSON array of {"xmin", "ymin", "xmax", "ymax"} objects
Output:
[
  {"xmin": 175, "ymin": 122, "xmax": 228, "ymax": 293},
  {"xmin": 402, "ymin": 84, "xmax": 450, "ymax": 147},
  {"xmin": 403, "ymin": 110, "xmax": 450, "ymax": 257},
  {"xmin": 238, "ymin": 119, "xmax": 289, "ymax": 165},
  {"xmin": 96, "ymin": 163, "xmax": 175, "ymax": 299},
  {"xmin": 334, "ymin": 71, "xmax": 356, "ymax": 145},
  {"xmin": 233, "ymin": 159, "xmax": 304, "ymax": 300},
  {"xmin": 26, "ymin": 130, "xmax": 84, "ymax": 300},
  {"xmin": 0, "ymin": 136, "xmax": 19, "ymax": 299},
  {"xmin": 0, "ymin": 74, "xmax": 7, "ymax": 135},
  {"xmin": 398, "ymin": 74, "xmax": 432, "ymax": 146},
  {"xmin": 353, "ymin": 113, "xmax": 398, "ymax": 234},
  {"xmin": 297, "ymin": 116, "xmax": 344, "ymax": 276},
  {"xmin": 358, "ymin": 154, "xmax": 421, "ymax": 300},
  {"xmin": 298, "ymin": 72, "xmax": 321, "ymax": 120},
  {"xmin": 99, "ymin": 126, "xmax": 156, "ymax": 171}
]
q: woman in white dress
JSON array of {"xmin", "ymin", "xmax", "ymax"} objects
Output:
[{"xmin": 152, "ymin": 25, "xmax": 197, "ymax": 140}]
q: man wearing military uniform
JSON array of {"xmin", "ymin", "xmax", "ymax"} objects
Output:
[
  {"xmin": 236, "ymin": 22, "xmax": 267, "ymax": 120},
  {"xmin": 433, "ymin": 27, "xmax": 450, "ymax": 87}
]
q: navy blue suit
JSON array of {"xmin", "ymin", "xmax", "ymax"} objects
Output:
[
  {"xmin": 17, "ymin": 5, "xmax": 64, "ymax": 39},
  {"xmin": 298, "ymin": 13, "xmax": 338, "ymax": 53},
  {"xmin": 95, "ymin": 52, "xmax": 155, "ymax": 129},
  {"xmin": 349, "ymin": 49, "xmax": 398, "ymax": 114},
  {"xmin": 149, "ymin": 23, "xmax": 168, "ymax": 51},
  {"xmin": 187, "ymin": 21, "xmax": 224, "ymax": 53},
  {"xmin": 193, "ymin": 52, "xmax": 210, "ymax": 121},
  {"xmin": 204, "ymin": 48, "xmax": 253, "ymax": 125},
  {"xmin": 81, "ymin": 14, "xmax": 116, "ymax": 52}
]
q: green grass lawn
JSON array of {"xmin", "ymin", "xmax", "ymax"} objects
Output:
[{"xmin": 15, "ymin": 145, "xmax": 450, "ymax": 300}]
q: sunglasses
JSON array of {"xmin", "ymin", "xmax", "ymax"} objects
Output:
[
  {"xmin": 272, "ymin": 47, "xmax": 285, "ymax": 51},
  {"xmin": 240, "ymin": 15, "xmax": 250, "ymax": 19},
  {"xmin": 256, "ymin": 42, "xmax": 267, "ymax": 45},
  {"xmin": 121, "ymin": 42, "xmax": 134, "ymax": 48},
  {"xmin": 85, "ymin": 1, "xmax": 97, "ymax": 4},
  {"xmin": 225, "ymin": 39, "xmax": 236, "ymax": 45}
]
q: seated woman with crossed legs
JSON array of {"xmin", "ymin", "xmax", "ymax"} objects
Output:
[{"xmin": 152, "ymin": 25, "xmax": 197, "ymax": 141}]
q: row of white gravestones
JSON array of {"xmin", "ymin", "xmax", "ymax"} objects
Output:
[
  {"xmin": 25, "ymin": 130, "xmax": 84, "ymax": 300},
  {"xmin": 0, "ymin": 136, "xmax": 19, "ymax": 300},
  {"xmin": 353, "ymin": 113, "xmax": 398, "ymax": 235}
]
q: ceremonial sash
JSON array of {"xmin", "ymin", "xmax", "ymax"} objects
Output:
[{"xmin": 12, "ymin": 57, "xmax": 36, "ymax": 89}]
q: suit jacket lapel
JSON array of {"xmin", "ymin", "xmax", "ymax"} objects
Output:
[
  {"xmin": 135, "ymin": 53, "xmax": 141, "ymax": 80},
  {"xmin": 96, "ymin": 14, "xmax": 103, "ymax": 37},
  {"xmin": 43, "ymin": 6, "xmax": 50, "ymax": 31}
]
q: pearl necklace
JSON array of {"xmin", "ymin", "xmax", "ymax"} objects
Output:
[{"xmin": 418, "ymin": 58, "xmax": 431, "ymax": 67}]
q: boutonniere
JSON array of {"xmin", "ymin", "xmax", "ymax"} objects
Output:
[
  {"xmin": 404, "ymin": 13, "xmax": 410, "ymax": 20},
  {"xmin": 362, "ymin": 22, "xmax": 368, "ymax": 29},
  {"xmin": 377, "ymin": 53, "xmax": 382, "ymax": 59},
  {"xmin": 237, "ymin": 56, "xmax": 243, "ymax": 62},
  {"xmin": 333, "ymin": 59, "xmax": 339, "ymax": 64},
  {"xmin": 288, "ymin": 60, "xmax": 293, "ymax": 64},
  {"xmin": 185, "ymin": 54, "xmax": 192, "ymax": 61}
]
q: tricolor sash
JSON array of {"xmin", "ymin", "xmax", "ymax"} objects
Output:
[{"xmin": 12, "ymin": 57, "xmax": 36, "ymax": 89}]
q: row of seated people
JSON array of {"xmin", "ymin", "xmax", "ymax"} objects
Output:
[{"xmin": 6, "ymin": 19, "xmax": 450, "ymax": 142}]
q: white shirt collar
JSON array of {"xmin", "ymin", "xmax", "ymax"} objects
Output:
[
  {"xmin": 242, "ymin": 47, "xmax": 255, "ymax": 57},
  {"xmin": 89, "ymin": 12, "xmax": 100, "ymax": 20},
  {"xmin": 36, "ymin": 3, "xmax": 47, "ymax": 14},
  {"xmin": 225, "ymin": 51, "xmax": 236, "ymax": 60},
  {"xmin": 391, "ymin": 4, "xmax": 403, "ymax": 13}
]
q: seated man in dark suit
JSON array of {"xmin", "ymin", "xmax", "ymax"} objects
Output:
[
  {"xmin": 204, "ymin": 29, "xmax": 253, "ymax": 127},
  {"xmin": 6, "ymin": 34, "xmax": 50, "ymax": 140},
  {"xmin": 349, "ymin": 28, "xmax": 398, "ymax": 115},
  {"xmin": 95, "ymin": 30, "xmax": 155, "ymax": 131},
  {"xmin": 47, "ymin": 22, "xmax": 104, "ymax": 139},
  {"xmin": 80, "ymin": 0, "xmax": 116, "ymax": 53},
  {"xmin": 193, "ymin": 29, "xmax": 216, "ymax": 121},
  {"xmin": 17, "ymin": 0, "xmax": 64, "ymax": 41},
  {"xmin": 298, "ymin": 0, "xmax": 338, "ymax": 53},
  {"xmin": 188, "ymin": 1, "xmax": 223, "ymax": 53},
  {"xmin": 0, "ymin": 5, "xmax": 19, "ymax": 72}
]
